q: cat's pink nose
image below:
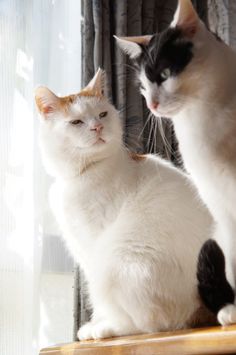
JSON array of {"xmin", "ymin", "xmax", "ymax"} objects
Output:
[
  {"xmin": 149, "ymin": 101, "xmax": 159, "ymax": 110},
  {"xmin": 91, "ymin": 123, "xmax": 103, "ymax": 133}
]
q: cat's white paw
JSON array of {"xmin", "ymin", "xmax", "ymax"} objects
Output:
[
  {"xmin": 217, "ymin": 304, "xmax": 236, "ymax": 325},
  {"xmin": 77, "ymin": 320, "xmax": 116, "ymax": 340}
]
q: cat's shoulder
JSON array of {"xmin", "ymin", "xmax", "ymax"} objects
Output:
[
  {"xmin": 129, "ymin": 151, "xmax": 177, "ymax": 170},
  {"xmin": 129, "ymin": 151, "xmax": 147, "ymax": 163},
  {"xmin": 128, "ymin": 151, "xmax": 188, "ymax": 182}
]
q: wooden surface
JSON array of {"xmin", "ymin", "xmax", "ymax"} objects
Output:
[{"xmin": 39, "ymin": 325, "xmax": 236, "ymax": 355}]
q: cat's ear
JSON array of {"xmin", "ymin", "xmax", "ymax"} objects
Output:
[
  {"xmin": 81, "ymin": 68, "xmax": 105, "ymax": 97},
  {"xmin": 171, "ymin": 0, "xmax": 199, "ymax": 37},
  {"xmin": 35, "ymin": 87, "xmax": 60, "ymax": 118},
  {"xmin": 114, "ymin": 35, "xmax": 152, "ymax": 59}
]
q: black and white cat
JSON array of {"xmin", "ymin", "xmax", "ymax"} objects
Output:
[{"xmin": 116, "ymin": 0, "xmax": 236, "ymax": 325}]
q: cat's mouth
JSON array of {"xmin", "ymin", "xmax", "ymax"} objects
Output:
[
  {"xmin": 150, "ymin": 104, "xmax": 181, "ymax": 117},
  {"xmin": 149, "ymin": 107, "xmax": 163, "ymax": 117},
  {"xmin": 94, "ymin": 137, "xmax": 106, "ymax": 145}
]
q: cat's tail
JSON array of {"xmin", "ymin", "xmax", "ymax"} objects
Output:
[{"xmin": 197, "ymin": 239, "xmax": 236, "ymax": 325}]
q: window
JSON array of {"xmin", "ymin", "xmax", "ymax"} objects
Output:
[{"xmin": 0, "ymin": 1, "xmax": 81, "ymax": 354}]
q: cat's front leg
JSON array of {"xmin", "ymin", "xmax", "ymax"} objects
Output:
[
  {"xmin": 77, "ymin": 319, "xmax": 139, "ymax": 340},
  {"xmin": 77, "ymin": 304, "xmax": 139, "ymax": 340},
  {"xmin": 78, "ymin": 320, "xmax": 116, "ymax": 340}
]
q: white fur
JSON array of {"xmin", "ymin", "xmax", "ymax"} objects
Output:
[
  {"xmin": 136, "ymin": 0, "xmax": 236, "ymax": 325},
  {"xmin": 218, "ymin": 305, "xmax": 236, "ymax": 326},
  {"xmin": 37, "ymin": 88, "xmax": 212, "ymax": 339},
  {"xmin": 140, "ymin": 69, "xmax": 182, "ymax": 115},
  {"xmin": 114, "ymin": 35, "xmax": 152, "ymax": 59}
]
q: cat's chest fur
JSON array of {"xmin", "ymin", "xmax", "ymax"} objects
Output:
[
  {"xmin": 51, "ymin": 180, "xmax": 120, "ymax": 230},
  {"xmin": 49, "ymin": 175, "xmax": 128, "ymax": 262},
  {"xmin": 174, "ymin": 106, "xmax": 236, "ymax": 218}
]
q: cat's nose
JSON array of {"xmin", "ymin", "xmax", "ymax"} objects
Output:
[
  {"xmin": 90, "ymin": 122, "xmax": 103, "ymax": 133},
  {"xmin": 149, "ymin": 101, "xmax": 159, "ymax": 110}
]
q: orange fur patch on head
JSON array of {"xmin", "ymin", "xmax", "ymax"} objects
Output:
[
  {"xmin": 78, "ymin": 88, "xmax": 103, "ymax": 99},
  {"xmin": 35, "ymin": 96, "xmax": 51, "ymax": 115},
  {"xmin": 59, "ymin": 94, "xmax": 78, "ymax": 114},
  {"xmin": 35, "ymin": 69, "xmax": 105, "ymax": 118},
  {"xmin": 35, "ymin": 87, "xmax": 79, "ymax": 117},
  {"xmin": 59, "ymin": 89, "xmax": 104, "ymax": 116},
  {"xmin": 129, "ymin": 152, "xmax": 146, "ymax": 162},
  {"xmin": 35, "ymin": 87, "xmax": 60, "ymax": 115}
]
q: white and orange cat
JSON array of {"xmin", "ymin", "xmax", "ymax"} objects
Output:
[
  {"xmin": 35, "ymin": 69, "xmax": 213, "ymax": 340},
  {"xmin": 116, "ymin": 0, "xmax": 236, "ymax": 325}
]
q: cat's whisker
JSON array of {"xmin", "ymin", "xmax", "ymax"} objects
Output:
[
  {"xmin": 112, "ymin": 62, "xmax": 139, "ymax": 74},
  {"xmin": 148, "ymin": 115, "xmax": 156, "ymax": 153},
  {"xmin": 138, "ymin": 112, "xmax": 152, "ymax": 140},
  {"xmin": 154, "ymin": 118, "xmax": 159, "ymax": 155},
  {"xmin": 118, "ymin": 103, "xmax": 140, "ymax": 116},
  {"xmin": 157, "ymin": 117, "xmax": 174, "ymax": 159}
]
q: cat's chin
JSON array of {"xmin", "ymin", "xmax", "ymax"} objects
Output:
[
  {"xmin": 85, "ymin": 138, "xmax": 109, "ymax": 154},
  {"xmin": 94, "ymin": 137, "xmax": 106, "ymax": 145},
  {"xmin": 150, "ymin": 105, "xmax": 182, "ymax": 118},
  {"xmin": 83, "ymin": 138, "xmax": 106, "ymax": 150}
]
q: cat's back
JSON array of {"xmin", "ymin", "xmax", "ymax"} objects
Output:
[
  {"xmin": 129, "ymin": 153, "xmax": 211, "ymax": 228},
  {"xmin": 130, "ymin": 152, "xmax": 193, "ymax": 193}
]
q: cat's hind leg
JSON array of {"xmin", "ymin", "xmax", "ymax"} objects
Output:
[{"xmin": 217, "ymin": 304, "xmax": 236, "ymax": 325}]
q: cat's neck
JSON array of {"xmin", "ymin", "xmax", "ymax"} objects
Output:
[
  {"xmin": 172, "ymin": 38, "xmax": 236, "ymax": 169},
  {"xmin": 57, "ymin": 145, "xmax": 129, "ymax": 183},
  {"xmin": 173, "ymin": 85, "xmax": 236, "ymax": 180},
  {"xmin": 174, "ymin": 39, "xmax": 236, "ymax": 137}
]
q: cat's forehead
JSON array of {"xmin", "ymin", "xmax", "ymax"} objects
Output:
[
  {"xmin": 140, "ymin": 27, "xmax": 193, "ymax": 84},
  {"xmin": 148, "ymin": 28, "xmax": 184, "ymax": 53},
  {"xmin": 70, "ymin": 96, "xmax": 107, "ymax": 116}
]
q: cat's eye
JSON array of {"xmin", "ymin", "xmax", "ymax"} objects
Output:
[
  {"xmin": 160, "ymin": 68, "xmax": 171, "ymax": 81},
  {"xmin": 70, "ymin": 119, "xmax": 83, "ymax": 125},
  {"xmin": 99, "ymin": 111, "xmax": 107, "ymax": 118}
]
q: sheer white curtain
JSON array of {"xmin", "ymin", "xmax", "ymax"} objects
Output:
[{"xmin": 0, "ymin": 1, "xmax": 81, "ymax": 355}]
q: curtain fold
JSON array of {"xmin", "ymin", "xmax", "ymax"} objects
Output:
[{"xmin": 207, "ymin": 0, "xmax": 236, "ymax": 49}]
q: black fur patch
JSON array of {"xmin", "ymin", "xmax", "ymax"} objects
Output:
[
  {"xmin": 197, "ymin": 239, "xmax": 235, "ymax": 314},
  {"xmin": 138, "ymin": 27, "xmax": 193, "ymax": 85}
]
